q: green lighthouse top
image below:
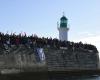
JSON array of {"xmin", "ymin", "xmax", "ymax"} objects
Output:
[
  {"xmin": 60, "ymin": 15, "xmax": 68, "ymax": 28},
  {"xmin": 60, "ymin": 16, "xmax": 67, "ymax": 20}
]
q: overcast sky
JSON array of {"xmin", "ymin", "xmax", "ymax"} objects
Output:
[{"xmin": 0, "ymin": 0, "xmax": 100, "ymax": 54}]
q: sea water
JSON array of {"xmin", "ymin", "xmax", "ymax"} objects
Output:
[
  {"xmin": 0, "ymin": 74, "xmax": 100, "ymax": 80},
  {"xmin": 48, "ymin": 75, "xmax": 100, "ymax": 80}
]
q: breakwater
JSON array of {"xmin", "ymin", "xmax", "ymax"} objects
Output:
[{"xmin": 0, "ymin": 44, "xmax": 99, "ymax": 73}]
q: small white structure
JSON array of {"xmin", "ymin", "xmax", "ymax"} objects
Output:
[{"xmin": 58, "ymin": 15, "xmax": 69, "ymax": 41}]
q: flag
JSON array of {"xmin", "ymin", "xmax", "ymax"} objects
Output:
[{"xmin": 36, "ymin": 48, "xmax": 45, "ymax": 61}]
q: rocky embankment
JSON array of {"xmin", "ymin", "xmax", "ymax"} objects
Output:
[
  {"xmin": 0, "ymin": 44, "xmax": 99, "ymax": 74},
  {"xmin": 45, "ymin": 48, "xmax": 99, "ymax": 71},
  {"xmin": 0, "ymin": 45, "xmax": 46, "ymax": 74}
]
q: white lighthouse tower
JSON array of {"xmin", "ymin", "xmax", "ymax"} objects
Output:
[{"xmin": 58, "ymin": 14, "xmax": 69, "ymax": 41}]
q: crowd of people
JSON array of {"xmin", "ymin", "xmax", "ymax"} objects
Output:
[{"xmin": 0, "ymin": 32, "xmax": 98, "ymax": 53}]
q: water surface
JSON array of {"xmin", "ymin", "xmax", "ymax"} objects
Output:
[
  {"xmin": 49, "ymin": 75, "xmax": 100, "ymax": 80},
  {"xmin": 0, "ymin": 73, "xmax": 100, "ymax": 80}
]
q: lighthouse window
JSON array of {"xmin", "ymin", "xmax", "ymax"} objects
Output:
[
  {"xmin": 64, "ymin": 20, "xmax": 66, "ymax": 23},
  {"xmin": 61, "ymin": 20, "xmax": 66, "ymax": 23}
]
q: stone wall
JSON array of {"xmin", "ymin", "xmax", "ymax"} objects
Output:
[
  {"xmin": 0, "ymin": 45, "xmax": 46, "ymax": 72},
  {"xmin": 0, "ymin": 45, "xmax": 99, "ymax": 72},
  {"xmin": 44, "ymin": 48, "xmax": 99, "ymax": 71}
]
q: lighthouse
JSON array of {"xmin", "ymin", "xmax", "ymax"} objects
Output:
[{"xmin": 58, "ymin": 14, "xmax": 69, "ymax": 41}]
